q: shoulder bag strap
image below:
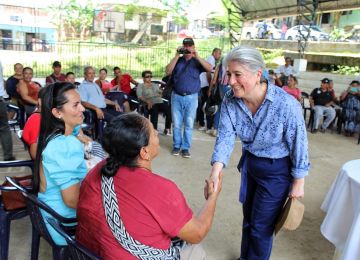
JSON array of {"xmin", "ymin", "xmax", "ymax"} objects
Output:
[{"xmin": 101, "ymin": 174, "xmax": 184, "ymax": 260}]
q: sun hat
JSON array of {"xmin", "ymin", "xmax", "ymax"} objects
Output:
[{"xmin": 274, "ymin": 198, "xmax": 305, "ymax": 235}]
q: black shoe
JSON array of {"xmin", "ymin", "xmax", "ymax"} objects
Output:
[
  {"xmin": 181, "ymin": 150, "xmax": 191, "ymax": 158},
  {"xmin": 311, "ymin": 129, "xmax": 318, "ymax": 134},
  {"xmin": 171, "ymin": 148, "xmax": 180, "ymax": 156},
  {"xmin": 320, "ymin": 128, "xmax": 326, "ymax": 133},
  {"xmin": 4, "ymin": 156, "xmax": 16, "ymax": 161}
]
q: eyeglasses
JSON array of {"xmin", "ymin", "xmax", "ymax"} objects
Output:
[{"xmin": 144, "ymin": 75, "xmax": 152, "ymax": 78}]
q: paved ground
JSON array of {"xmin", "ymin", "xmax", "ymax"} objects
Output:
[{"xmin": 1, "ymin": 115, "xmax": 359, "ymax": 259}]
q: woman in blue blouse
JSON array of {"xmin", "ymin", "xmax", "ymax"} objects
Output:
[
  {"xmin": 209, "ymin": 46, "xmax": 310, "ymax": 260},
  {"xmin": 33, "ymin": 82, "xmax": 87, "ymax": 245}
]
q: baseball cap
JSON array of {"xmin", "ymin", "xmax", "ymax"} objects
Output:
[
  {"xmin": 183, "ymin": 38, "xmax": 194, "ymax": 46},
  {"xmin": 53, "ymin": 61, "xmax": 61, "ymax": 67},
  {"xmin": 321, "ymin": 78, "xmax": 330, "ymax": 84}
]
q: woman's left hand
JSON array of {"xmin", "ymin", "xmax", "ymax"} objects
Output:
[
  {"xmin": 289, "ymin": 178, "xmax": 305, "ymax": 198},
  {"xmin": 77, "ymin": 134, "xmax": 92, "ymax": 145}
]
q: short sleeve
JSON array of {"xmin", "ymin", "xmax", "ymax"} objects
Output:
[
  {"xmin": 136, "ymin": 84, "xmax": 143, "ymax": 98},
  {"xmin": 77, "ymin": 85, "xmax": 88, "ymax": 102},
  {"xmin": 147, "ymin": 180, "xmax": 193, "ymax": 237},
  {"xmin": 42, "ymin": 135, "xmax": 87, "ymax": 190},
  {"xmin": 22, "ymin": 113, "xmax": 41, "ymax": 145}
]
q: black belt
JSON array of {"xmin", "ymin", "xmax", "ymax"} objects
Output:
[{"xmin": 174, "ymin": 91, "xmax": 194, "ymax": 96}]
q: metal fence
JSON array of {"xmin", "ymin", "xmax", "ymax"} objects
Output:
[{"xmin": 1, "ymin": 41, "xmax": 215, "ymax": 79}]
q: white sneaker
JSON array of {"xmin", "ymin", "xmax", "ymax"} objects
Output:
[
  {"xmin": 205, "ymin": 129, "xmax": 212, "ymax": 134},
  {"xmin": 211, "ymin": 130, "xmax": 217, "ymax": 137},
  {"xmin": 198, "ymin": 126, "xmax": 206, "ymax": 131}
]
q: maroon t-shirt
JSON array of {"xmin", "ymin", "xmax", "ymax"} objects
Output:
[
  {"xmin": 76, "ymin": 162, "xmax": 193, "ymax": 260},
  {"xmin": 45, "ymin": 73, "xmax": 66, "ymax": 85}
]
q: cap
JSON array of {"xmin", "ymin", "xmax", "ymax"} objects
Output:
[
  {"xmin": 52, "ymin": 61, "xmax": 61, "ymax": 67},
  {"xmin": 183, "ymin": 38, "xmax": 194, "ymax": 46},
  {"xmin": 321, "ymin": 78, "xmax": 330, "ymax": 84},
  {"xmin": 274, "ymin": 198, "xmax": 305, "ymax": 235}
]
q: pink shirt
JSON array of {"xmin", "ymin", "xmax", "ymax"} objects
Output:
[{"xmin": 283, "ymin": 86, "xmax": 301, "ymax": 101}]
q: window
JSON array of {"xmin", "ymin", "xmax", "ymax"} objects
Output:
[{"xmin": 321, "ymin": 13, "xmax": 330, "ymax": 24}]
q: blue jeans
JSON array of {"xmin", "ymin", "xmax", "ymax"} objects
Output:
[{"xmin": 171, "ymin": 92, "xmax": 198, "ymax": 150}]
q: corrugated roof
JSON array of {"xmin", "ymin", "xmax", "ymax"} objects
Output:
[{"xmin": 230, "ymin": 0, "xmax": 360, "ymax": 20}]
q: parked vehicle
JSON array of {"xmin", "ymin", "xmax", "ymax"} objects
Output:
[
  {"xmin": 242, "ymin": 22, "xmax": 282, "ymax": 40},
  {"xmin": 285, "ymin": 25, "xmax": 329, "ymax": 41}
]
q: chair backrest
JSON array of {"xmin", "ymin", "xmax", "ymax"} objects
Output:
[
  {"xmin": 47, "ymin": 218, "xmax": 103, "ymax": 260},
  {"xmin": 301, "ymin": 92, "xmax": 311, "ymax": 109},
  {"xmin": 5, "ymin": 177, "xmax": 77, "ymax": 247}
]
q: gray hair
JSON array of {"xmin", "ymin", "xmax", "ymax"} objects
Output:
[
  {"xmin": 84, "ymin": 66, "xmax": 95, "ymax": 74},
  {"xmin": 224, "ymin": 46, "xmax": 265, "ymax": 73}
]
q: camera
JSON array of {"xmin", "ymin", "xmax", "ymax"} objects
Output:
[{"xmin": 177, "ymin": 47, "xmax": 191, "ymax": 55}]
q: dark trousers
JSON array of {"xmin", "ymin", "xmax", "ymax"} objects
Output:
[
  {"xmin": 101, "ymin": 107, "xmax": 121, "ymax": 123},
  {"xmin": 240, "ymin": 153, "xmax": 292, "ymax": 260},
  {"xmin": 0, "ymin": 99, "xmax": 14, "ymax": 160},
  {"xmin": 196, "ymin": 87, "xmax": 209, "ymax": 127},
  {"xmin": 149, "ymin": 102, "xmax": 171, "ymax": 130}
]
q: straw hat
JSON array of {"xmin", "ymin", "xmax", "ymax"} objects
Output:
[{"xmin": 274, "ymin": 198, "xmax": 305, "ymax": 235}]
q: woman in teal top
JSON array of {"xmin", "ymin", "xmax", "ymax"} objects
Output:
[{"xmin": 33, "ymin": 82, "xmax": 87, "ymax": 245}]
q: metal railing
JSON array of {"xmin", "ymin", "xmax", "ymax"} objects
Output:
[{"xmin": 1, "ymin": 41, "xmax": 214, "ymax": 79}]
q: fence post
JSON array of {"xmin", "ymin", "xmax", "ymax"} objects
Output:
[{"xmin": 77, "ymin": 41, "xmax": 81, "ymax": 75}]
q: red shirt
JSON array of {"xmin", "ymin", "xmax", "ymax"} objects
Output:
[
  {"xmin": 45, "ymin": 73, "xmax": 66, "ymax": 85},
  {"xmin": 110, "ymin": 74, "xmax": 133, "ymax": 94},
  {"xmin": 76, "ymin": 163, "xmax": 193, "ymax": 260},
  {"xmin": 22, "ymin": 112, "xmax": 40, "ymax": 145}
]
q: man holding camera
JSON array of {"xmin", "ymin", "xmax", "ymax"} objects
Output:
[{"xmin": 165, "ymin": 38, "xmax": 212, "ymax": 158}]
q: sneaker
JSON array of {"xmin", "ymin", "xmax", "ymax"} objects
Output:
[
  {"xmin": 211, "ymin": 130, "xmax": 217, "ymax": 137},
  {"xmin": 205, "ymin": 129, "xmax": 212, "ymax": 134},
  {"xmin": 163, "ymin": 129, "xmax": 171, "ymax": 136},
  {"xmin": 181, "ymin": 150, "xmax": 191, "ymax": 158},
  {"xmin": 171, "ymin": 148, "xmax": 180, "ymax": 156},
  {"xmin": 311, "ymin": 129, "xmax": 318, "ymax": 134},
  {"xmin": 198, "ymin": 126, "xmax": 206, "ymax": 131},
  {"xmin": 320, "ymin": 128, "xmax": 326, "ymax": 133}
]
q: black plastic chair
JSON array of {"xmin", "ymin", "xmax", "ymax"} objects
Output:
[
  {"xmin": 6, "ymin": 176, "xmax": 77, "ymax": 260},
  {"xmin": 83, "ymin": 109, "xmax": 104, "ymax": 141},
  {"xmin": 0, "ymin": 160, "xmax": 33, "ymax": 260},
  {"xmin": 47, "ymin": 218, "xmax": 102, "ymax": 260},
  {"xmin": 301, "ymin": 92, "xmax": 311, "ymax": 122}
]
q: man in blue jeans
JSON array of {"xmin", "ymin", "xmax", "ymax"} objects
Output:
[{"xmin": 165, "ymin": 38, "xmax": 211, "ymax": 158}]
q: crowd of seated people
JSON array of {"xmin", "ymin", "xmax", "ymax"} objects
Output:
[{"xmin": 340, "ymin": 80, "xmax": 360, "ymax": 136}]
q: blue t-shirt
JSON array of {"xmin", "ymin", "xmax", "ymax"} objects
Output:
[
  {"xmin": 38, "ymin": 134, "xmax": 87, "ymax": 245},
  {"xmin": 173, "ymin": 57, "xmax": 206, "ymax": 95}
]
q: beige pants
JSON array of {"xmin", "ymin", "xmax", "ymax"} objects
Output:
[{"xmin": 180, "ymin": 243, "xmax": 206, "ymax": 260}]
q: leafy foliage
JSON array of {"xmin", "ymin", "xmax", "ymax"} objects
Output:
[
  {"xmin": 333, "ymin": 65, "xmax": 360, "ymax": 75},
  {"xmin": 329, "ymin": 26, "xmax": 352, "ymax": 41}
]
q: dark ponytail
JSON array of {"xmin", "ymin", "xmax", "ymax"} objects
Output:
[
  {"xmin": 33, "ymin": 82, "xmax": 76, "ymax": 194},
  {"xmin": 101, "ymin": 113, "xmax": 150, "ymax": 177}
]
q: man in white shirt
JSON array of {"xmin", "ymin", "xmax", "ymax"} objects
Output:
[
  {"xmin": 275, "ymin": 56, "xmax": 297, "ymax": 86},
  {"xmin": 197, "ymin": 48, "xmax": 221, "ymax": 131},
  {"xmin": 0, "ymin": 60, "xmax": 15, "ymax": 160}
]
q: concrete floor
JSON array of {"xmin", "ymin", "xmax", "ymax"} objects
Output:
[{"xmin": 2, "ymin": 119, "xmax": 359, "ymax": 260}]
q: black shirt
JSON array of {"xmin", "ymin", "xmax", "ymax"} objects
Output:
[{"xmin": 310, "ymin": 88, "xmax": 333, "ymax": 106}]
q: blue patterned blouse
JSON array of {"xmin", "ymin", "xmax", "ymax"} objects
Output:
[{"xmin": 211, "ymin": 84, "xmax": 310, "ymax": 179}]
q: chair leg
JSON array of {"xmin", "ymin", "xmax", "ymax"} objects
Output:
[
  {"xmin": 0, "ymin": 211, "xmax": 11, "ymax": 260},
  {"xmin": 52, "ymin": 246, "xmax": 69, "ymax": 260},
  {"xmin": 31, "ymin": 228, "xmax": 40, "ymax": 260}
]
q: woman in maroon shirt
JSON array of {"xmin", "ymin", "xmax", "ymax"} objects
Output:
[{"xmin": 76, "ymin": 113, "xmax": 223, "ymax": 259}]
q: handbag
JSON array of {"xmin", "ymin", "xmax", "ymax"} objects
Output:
[
  {"xmin": 1, "ymin": 175, "xmax": 32, "ymax": 210},
  {"xmin": 162, "ymin": 74, "xmax": 173, "ymax": 101}
]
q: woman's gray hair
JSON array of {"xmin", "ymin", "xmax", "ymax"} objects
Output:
[{"xmin": 224, "ymin": 46, "xmax": 265, "ymax": 73}]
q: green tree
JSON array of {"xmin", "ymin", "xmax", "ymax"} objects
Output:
[
  {"xmin": 162, "ymin": 0, "xmax": 191, "ymax": 26},
  {"xmin": 49, "ymin": 0, "xmax": 97, "ymax": 41}
]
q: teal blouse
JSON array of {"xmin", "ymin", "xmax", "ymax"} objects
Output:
[{"xmin": 38, "ymin": 134, "xmax": 87, "ymax": 245}]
